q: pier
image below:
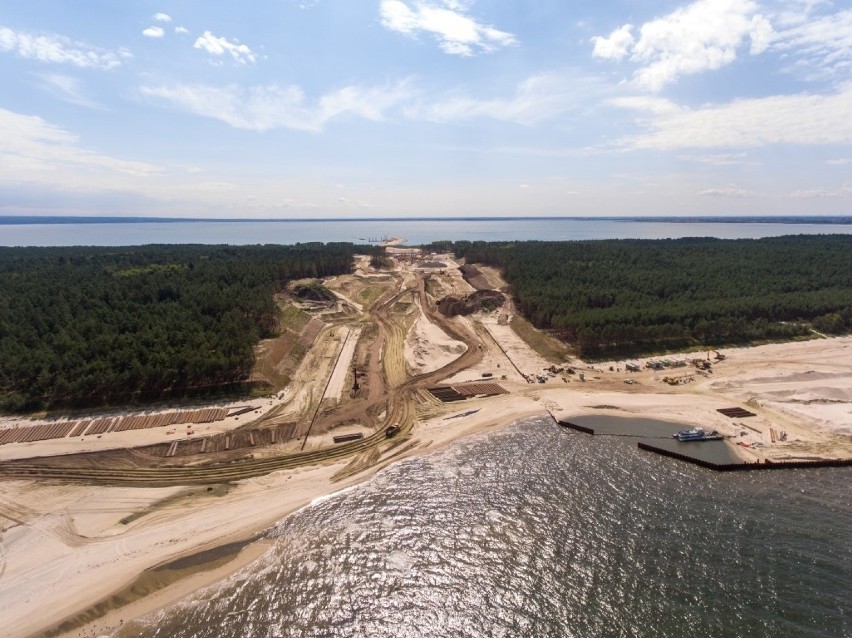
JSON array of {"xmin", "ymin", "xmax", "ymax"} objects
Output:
[
  {"xmin": 552, "ymin": 412, "xmax": 852, "ymax": 472},
  {"xmin": 637, "ymin": 441, "xmax": 852, "ymax": 472}
]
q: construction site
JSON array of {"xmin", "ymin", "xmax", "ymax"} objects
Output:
[{"xmin": 1, "ymin": 246, "xmax": 851, "ymax": 638}]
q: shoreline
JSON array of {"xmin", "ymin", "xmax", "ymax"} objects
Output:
[
  {"xmin": 2, "ymin": 400, "xmax": 546, "ymax": 638},
  {"xmin": 50, "ymin": 395, "xmax": 851, "ymax": 637},
  {"xmin": 57, "ymin": 410, "xmax": 545, "ymax": 637},
  {"xmin": 3, "ymin": 336, "xmax": 851, "ymax": 637},
  {"xmin": 46, "ymin": 539, "xmax": 274, "ymax": 638}
]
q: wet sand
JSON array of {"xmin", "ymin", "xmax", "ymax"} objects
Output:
[{"xmin": 55, "ymin": 540, "xmax": 273, "ymax": 638}]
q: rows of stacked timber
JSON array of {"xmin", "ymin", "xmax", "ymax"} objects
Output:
[
  {"xmin": 147, "ymin": 422, "xmax": 299, "ymax": 458},
  {"xmin": 0, "ymin": 407, "xmax": 234, "ymax": 445}
]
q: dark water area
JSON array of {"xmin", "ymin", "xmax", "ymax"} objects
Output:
[
  {"xmin": 119, "ymin": 417, "xmax": 851, "ymax": 638},
  {"xmin": 560, "ymin": 413, "xmax": 692, "ymax": 437},
  {"xmin": 559, "ymin": 414, "xmax": 742, "ymax": 465},
  {"xmin": 3, "ymin": 218, "xmax": 852, "ymax": 246},
  {"xmin": 641, "ymin": 438, "xmax": 744, "ymax": 466}
]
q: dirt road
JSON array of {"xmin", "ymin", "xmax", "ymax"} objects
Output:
[{"xmin": 0, "ymin": 267, "xmax": 485, "ymax": 486}]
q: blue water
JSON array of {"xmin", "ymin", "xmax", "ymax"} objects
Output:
[
  {"xmin": 2, "ymin": 218, "xmax": 851, "ymax": 246},
  {"xmin": 120, "ymin": 417, "xmax": 851, "ymax": 638}
]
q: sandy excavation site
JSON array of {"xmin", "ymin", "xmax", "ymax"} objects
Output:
[{"xmin": 1, "ymin": 247, "xmax": 851, "ymax": 637}]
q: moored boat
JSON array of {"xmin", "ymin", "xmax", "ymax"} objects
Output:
[{"xmin": 673, "ymin": 427, "xmax": 724, "ymax": 442}]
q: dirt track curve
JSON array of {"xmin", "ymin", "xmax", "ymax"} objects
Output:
[{"xmin": 0, "ymin": 272, "xmax": 485, "ymax": 487}]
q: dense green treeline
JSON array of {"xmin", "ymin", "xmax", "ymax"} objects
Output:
[
  {"xmin": 431, "ymin": 236, "xmax": 852, "ymax": 359},
  {"xmin": 0, "ymin": 243, "xmax": 361, "ymax": 411}
]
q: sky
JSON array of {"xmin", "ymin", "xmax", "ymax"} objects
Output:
[{"xmin": 1, "ymin": 0, "xmax": 851, "ymax": 219}]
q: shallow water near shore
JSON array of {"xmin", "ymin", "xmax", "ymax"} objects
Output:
[{"xmin": 118, "ymin": 416, "xmax": 851, "ymax": 638}]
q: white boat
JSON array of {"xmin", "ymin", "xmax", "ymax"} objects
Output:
[{"xmin": 673, "ymin": 427, "xmax": 723, "ymax": 442}]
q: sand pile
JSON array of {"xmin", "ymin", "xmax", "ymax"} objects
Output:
[{"xmin": 404, "ymin": 303, "xmax": 467, "ymax": 375}]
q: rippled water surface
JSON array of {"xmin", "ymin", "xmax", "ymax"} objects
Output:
[{"xmin": 121, "ymin": 417, "xmax": 851, "ymax": 638}]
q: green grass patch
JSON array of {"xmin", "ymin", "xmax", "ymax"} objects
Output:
[
  {"xmin": 278, "ymin": 303, "xmax": 311, "ymax": 333},
  {"xmin": 510, "ymin": 315, "xmax": 573, "ymax": 363},
  {"xmin": 356, "ymin": 284, "xmax": 390, "ymax": 309}
]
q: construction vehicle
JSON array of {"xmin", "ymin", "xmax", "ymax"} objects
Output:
[{"xmin": 693, "ymin": 358, "xmax": 712, "ymax": 371}]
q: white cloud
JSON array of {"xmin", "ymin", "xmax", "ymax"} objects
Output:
[
  {"xmin": 140, "ymin": 80, "xmax": 415, "ymax": 132},
  {"xmin": 0, "ymin": 108, "xmax": 382, "ymax": 214},
  {"xmin": 153, "ymin": 12, "xmax": 172, "ymax": 23},
  {"xmin": 175, "ymin": 26, "xmax": 189, "ymax": 35},
  {"xmin": 0, "ymin": 108, "xmax": 161, "ymax": 186},
  {"xmin": 679, "ymin": 152, "xmax": 751, "ymax": 165},
  {"xmin": 380, "ymin": 0, "xmax": 516, "ymax": 56},
  {"xmin": 699, "ymin": 186, "xmax": 755, "ymax": 197},
  {"xmin": 429, "ymin": 144, "xmax": 587, "ymax": 158},
  {"xmin": 621, "ymin": 84, "xmax": 852, "ymax": 150},
  {"xmin": 591, "ymin": 0, "xmax": 773, "ymax": 91},
  {"xmin": 412, "ymin": 72, "xmax": 606, "ymax": 125},
  {"xmin": 826, "ymin": 158, "xmax": 852, "ymax": 165},
  {"xmin": 790, "ymin": 183, "xmax": 852, "ymax": 198},
  {"xmin": 771, "ymin": 8, "xmax": 852, "ymax": 80},
  {"xmin": 0, "ymin": 26, "xmax": 127, "ymax": 68},
  {"xmin": 591, "ymin": 24, "xmax": 634, "ymax": 61},
  {"xmin": 36, "ymin": 74, "xmax": 102, "ymax": 109},
  {"xmin": 607, "ymin": 95, "xmax": 682, "ymax": 115},
  {"xmin": 193, "ymin": 31, "xmax": 256, "ymax": 64},
  {"xmin": 336, "ymin": 196, "xmax": 370, "ymax": 208},
  {"xmin": 142, "ymin": 26, "xmax": 165, "ymax": 39}
]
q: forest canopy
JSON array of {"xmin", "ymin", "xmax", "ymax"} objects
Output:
[
  {"xmin": 0, "ymin": 243, "xmax": 363, "ymax": 412},
  {"xmin": 432, "ymin": 235, "xmax": 852, "ymax": 359}
]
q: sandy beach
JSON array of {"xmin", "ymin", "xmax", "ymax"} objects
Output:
[{"xmin": 0, "ymin": 397, "xmax": 545, "ymax": 638}]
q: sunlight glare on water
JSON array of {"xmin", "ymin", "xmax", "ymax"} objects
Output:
[{"xmin": 120, "ymin": 417, "xmax": 851, "ymax": 638}]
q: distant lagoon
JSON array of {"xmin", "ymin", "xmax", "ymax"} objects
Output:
[{"xmin": 1, "ymin": 216, "xmax": 851, "ymax": 247}]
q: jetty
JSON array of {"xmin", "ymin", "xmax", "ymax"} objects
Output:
[{"xmin": 551, "ymin": 412, "xmax": 852, "ymax": 473}]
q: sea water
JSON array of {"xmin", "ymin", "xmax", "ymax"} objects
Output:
[
  {"xmin": 2, "ymin": 218, "xmax": 851, "ymax": 246},
  {"xmin": 119, "ymin": 417, "xmax": 851, "ymax": 638}
]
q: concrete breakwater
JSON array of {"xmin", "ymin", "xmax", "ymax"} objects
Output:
[
  {"xmin": 637, "ymin": 441, "xmax": 852, "ymax": 472},
  {"xmin": 554, "ymin": 413, "xmax": 852, "ymax": 472}
]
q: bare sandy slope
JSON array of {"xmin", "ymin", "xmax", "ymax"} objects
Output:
[
  {"xmin": 0, "ymin": 323, "xmax": 353, "ymax": 464},
  {"xmin": 324, "ymin": 326, "xmax": 362, "ymax": 401},
  {"xmin": 0, "ymin": 462, "xmax": 352, "ymax": 638},
  {"xmin": 702, "ymin": 338, "xmax": 852, "ymax": 436},
  {"xmin": 404, "ymin": 299, "xmax": 467, "ymax": 375},
  {"xmin": 478, "ymin": 312, "xmax": 554, "ymax": 376}
]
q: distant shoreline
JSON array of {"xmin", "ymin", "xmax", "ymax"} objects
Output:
[{"xmin": 1, "ymin": 215, "xmax": 851, "ymax": 225}]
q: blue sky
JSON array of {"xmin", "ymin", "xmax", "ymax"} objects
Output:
[{"xmin": 1, "ymin": 0, "xmax": 850, "ymax": 218}]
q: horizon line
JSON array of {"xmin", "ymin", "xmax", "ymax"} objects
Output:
[{"xmin": 1, "ymin": 214, "xmax": 851, "ymax": 225}]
